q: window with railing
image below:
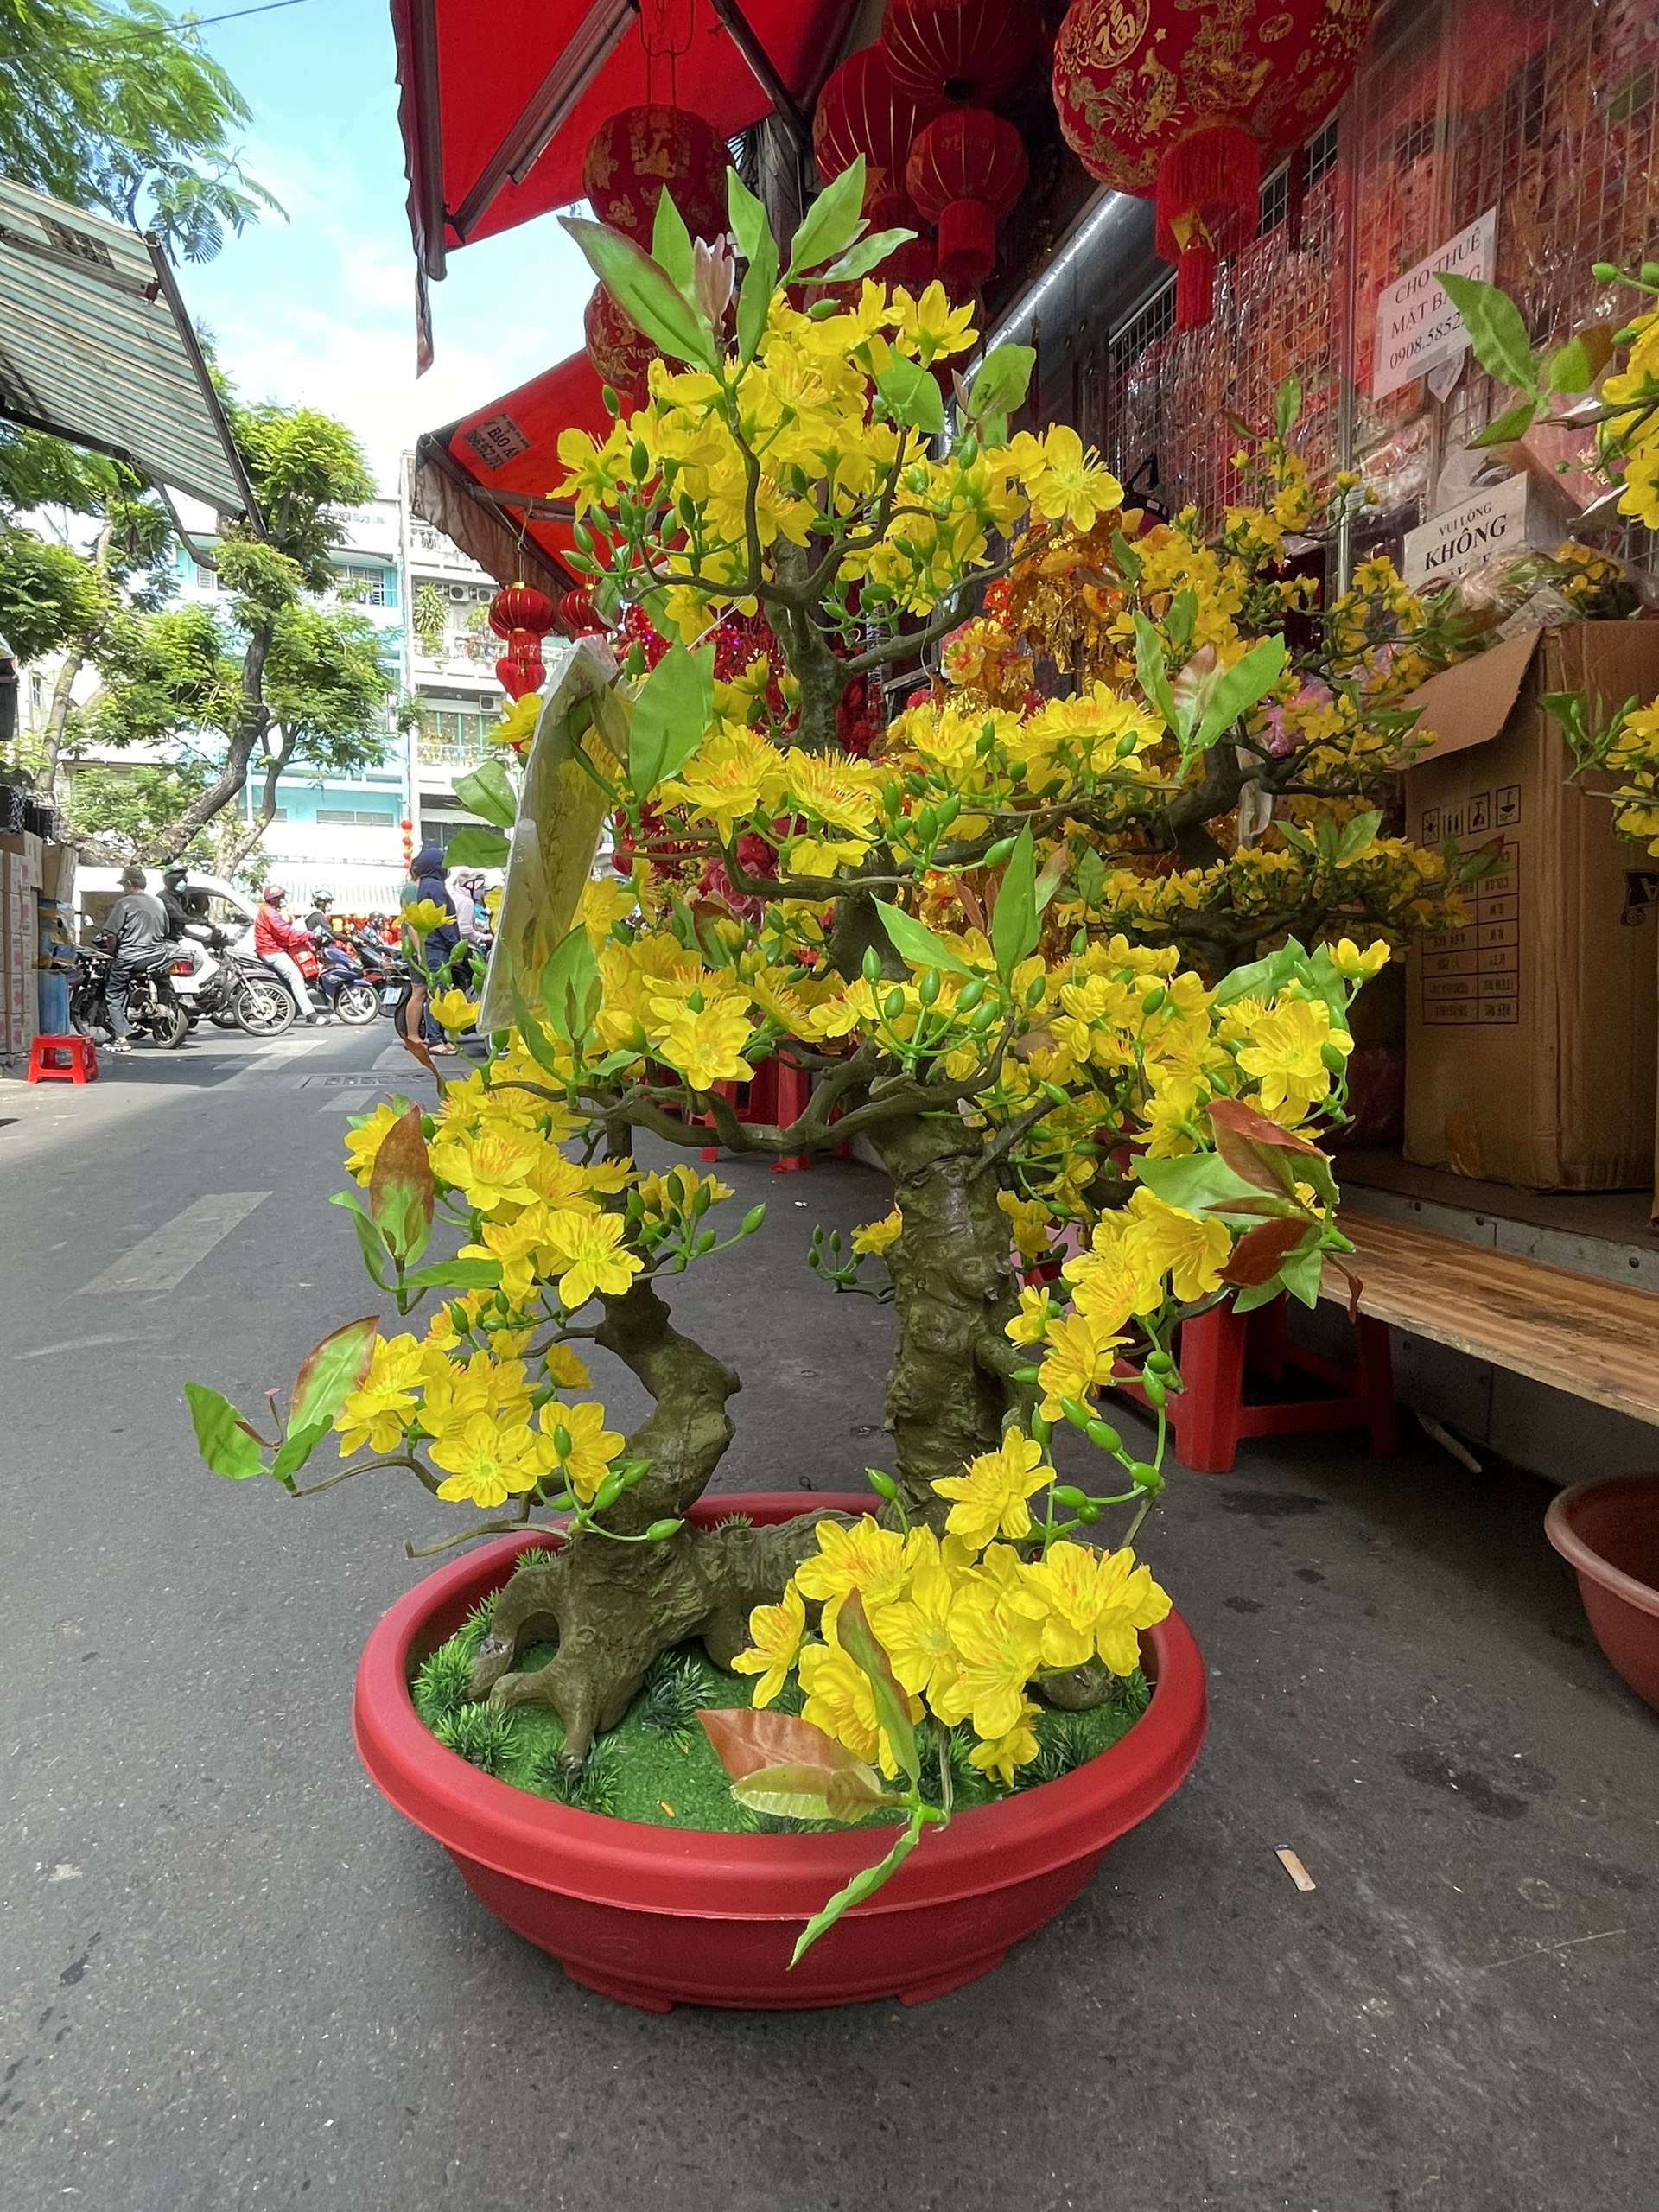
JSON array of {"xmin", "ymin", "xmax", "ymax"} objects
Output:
[
  {"xmin": 334, "ymin": 561, "xmax": 397, "ymax": 608},
  {"xmin": 417, "ymin": 708, "xmax": 493, "ymax": 766}
]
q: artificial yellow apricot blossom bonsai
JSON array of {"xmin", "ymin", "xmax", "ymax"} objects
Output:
[{"xmin": 187, "ymin": 160, "xmax": 1391, "ymax": 1953}]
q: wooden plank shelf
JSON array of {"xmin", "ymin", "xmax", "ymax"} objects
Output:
[{"xmin": 1324, "ymin": 1212, "xmax": 1659, "ymax": 1427}]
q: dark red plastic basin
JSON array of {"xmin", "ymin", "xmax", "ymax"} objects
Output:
[
  {"xmin": 353, "ymin": 1491, "xmax": 1208, "ymax": 2011},
  {"xmin": 1545, "ymin": 1473, "xmax": 1659, "ymax": 1713}
]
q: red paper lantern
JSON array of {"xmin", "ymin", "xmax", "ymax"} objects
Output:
[
  {"xmin": 1052, "ymin": 0, "xmax": 1377, "ymax": 329},
  {"xmin": 906, "ymin": 109, "xmax": 1027, "ymax": 290},
  {"xmin": 582, "ymin": 106, "xmax": 728, "ymax": 245},
  {"xmin": 487, "ymin": 584, "xmax": 555, "ymax": 640},
  {"xmin": 583, "ymin": 285, "xmax": 656, "ymax": 405},
  {"xmin": 559, "ymin": 587, "xmax": 605, "ymax": 636},
  {"xmin": 813, "ymin": 43, "xmax": 944, "ymax": 230},
  {"xmin": 884, "ymin": 0, "xmax": 1037, "ymax": 110}
]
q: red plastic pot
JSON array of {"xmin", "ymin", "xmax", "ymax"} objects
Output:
[
  {"xmin": 1545, "ymin": 1473, "xmax": 1659, "ymax": 1713},
  {"xmin": 353, "ymin": 1492, "xmax": 1208, "ymax": 2011}
]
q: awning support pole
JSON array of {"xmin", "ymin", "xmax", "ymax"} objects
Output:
[{"xmin": 709, "ymin": 0, "xmax": 811, "ymax": 152}]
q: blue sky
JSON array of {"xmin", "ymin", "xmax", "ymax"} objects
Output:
[{"xmin": 179, "ymin": 0, "xmax": 598, "ymax": 492}]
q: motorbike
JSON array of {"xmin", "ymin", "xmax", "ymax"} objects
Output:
[
  {"xmin": 349, "ymin": 931, "xmax": 412, "ymax": 1019},
  {"xmin": 71, "ymin": 945, "xmax": 189, "ymax": 1049},
  {"xmin": 299, "ymin": 937, "xmax": 380, "ymax": 1026},
  {"xmin": 165, "ymin": 932, "xmax": 293, "ymax": 1037}
]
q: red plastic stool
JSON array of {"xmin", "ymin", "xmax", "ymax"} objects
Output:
[
  {"xmin": 1116, "ymin": 1295, "xmax": 1395, "ymax": 1475},
  {"xmin": 696, "ymin": 1053, "xmax": 813, "ymax": 1173},
  {"xmin": 27, "ymin": 1033, "xmax": 99, "ymax": 1084}
]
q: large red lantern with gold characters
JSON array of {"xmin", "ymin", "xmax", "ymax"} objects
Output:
[
  {"xmin": 583, "ymin": 285, "xmax": 656, "ymax": 406},
  {"xmin": 582, "ymin": 106, "xmax": 728, "ymax": 245},
  {"xmin": 1052, "ymin": 0, "xmax": 1377, "ymax": 329},
  {"xmin": 906, "ymin": 109, "xmax": 1028, "ymax": 291}
]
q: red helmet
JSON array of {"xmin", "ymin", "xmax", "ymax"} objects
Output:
[{"xmin": 261, "ymin": 882, "xmax": 287, "ymax": 902}]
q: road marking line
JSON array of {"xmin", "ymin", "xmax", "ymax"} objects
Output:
[
  {"xmin": 318, "ymin": 1090, "xmax": 397, "ymax": 1112},
  {"xmin": 77, "ymin": 1192, "xmax": 270, "ymax": 1294},
  {"xmin": 16, "ymin": 1332, "xmax": 149, "ymax": 1359}
]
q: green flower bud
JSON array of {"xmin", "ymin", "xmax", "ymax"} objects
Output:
[
  {"xmin": 552, "ymin": 1423, "xmax": 573, "ymax": 1458},
  {"xmin": 956, "ymin": 976, "xmax": 987, "ymax": 1010},
  {"xmin": 1058, "ymin": 1395, "xmax": 1092, "ymax": 1429},
  {"xmin": 1077, "ymin": 1498, "xmax": 1100, "ymax": 1523},
  {"xmin": 918, "ymin": 967, "xmax": 941, "ymax": 1006},
  {"xmin": 1141, "ymin": 986, "xmax": 1166, "ymax": 1015},
  {"xmin": 644, "ymin": 1517, "xmax": 684, "ymax": 1541},
  {"xmin": 1141, "ymin": 1372, "xmax": 1167, "ymax": 1409},
  {"xmin": 866, "ymin": 1468, "xmax": 899, "ymax": 1501},
  {"xmin": 982, "ymin": 836, "xmax": 1017, "ymax": 865},
  {"xmin": 630, "ymin": 440, "xmax": 650, "ymax": 480},
  {"xmin": 593, "ymin": 1471, "xmax": 626, "ymax": 1510},
  {"xmin": 1010, "ymin": 1364, "xmax": 1041, "ymax": 1384},
  {"xmin": 1130, "ymin": 1461, "xmax": 1165, "ymax": 1495},
  {"xmin": 915, "ymin": 806, "xmax": 938, "ymax": 843},
  {"xmin": 1086, "ymin": 1418, "xmax": 1122, "ymax": 1454},
  {"xmin": 808, "ymin": 296, "xmax": 839, "ymax": 321},
  {"xmin": 1145, "ymin": 1350, "xmax": 1174, "ymax": 1377},
  {"xmin": 1052, "ymin": 1484, "xmax": 1087, "ymax": 1508},
  {"xmin": 884, "ymin": 987, "xmax": 906, "ymax": 1022},
  {"xmin": 862, "ymin": 945, "xmax": 883, "ymax": 982},
  {"xmin": 1320, "ymin": 1040, "xmax": 1347, "ymax": 1071},
  {"xmin": 741, "ymin": 1205, "xmax": 766, "ymax": 1234},
  {"xmin": 1027, "ymin": 974, "xmax": 1048, "ymax": 1007},
  {"xmin": 1029, "ymin": 1410, "xmax": 1052, "ymax": 1446},
  {"xmin": 1115, "ymin": 730, "xmax": 1141, "ymax": 758}
]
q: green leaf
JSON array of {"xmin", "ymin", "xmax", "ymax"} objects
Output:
[
  {"xmin": 539, "ymin": 922, "xmax": 601, "ymax": 1046},
  {"xmin": 1076, "ymin": 845, "xmax": 1107, "ymax": 910},
  {"xmin": 873, "ymin": 899, "xmax": 975, "ymax": 977},
  {"xmin": 439, "ymin": 826, "xmax": 511, "ymax": 868},
  {"xmin": 1111, "ymin": 530, "xmax": 1143, "ymax": 583},
  {"xmin": 629, "ymin": 639, "xmax": 715, "ymax": 798},
  {"xmin": 1211, "ymin": 942, "xmax": 1308, "ymax": 1007},
  {"xmin": 790, "ymin": 1817, "xmax": 923, "ymax": 1967},
  {"xmin": 816, "ymin": 226, "xmax": 915, "ymax": 284},
  {"xmin": 1547, "ymin": 335, "xmax": 1595, "ymax": 394},
  {"xmin": 1166, "ymin": 588, "xmax": 1198, "ymax": 658},
  {"xmin": 401, "ymin": 1258, "xmax": 505, "ymax": 1291},
  {"xmin": 1471, "ymin": 397, "xmax": 1542, "ymax": 448},
  {"xmin": 837, "ymin": 1592, "xmax": 918, "ymax": 1787},
  {"xmin": 1274, "ymin": 374, "xmax": 1303, "ymax": 440},
  {"xmin": 784, "ymin": 156, "xmax": 866, "ymax": 281},
  {"xmin": 1335, "ymin": 808, "xmax": 1382, "ymax": 862},
  {"xmin": 559, "ymin": 215, "xmax": 718, "ymax": 372},
  {"xmin": 1277, "ymin": 1234, "xmax": 1327, "ymax": 1308},
  {"xmin": 270, "ymin": 1418, "xmax": 332, "ymax": 1484},
  {"xmin": 453, "ymin": 757, "xmax": 518, "ymax": 828},
  {"xmin": 737, "ymin": 219, "xmax": 779, "ymax": 367},
  {"xmin": 1436, "ymin": 272, "xmax": 1537, "ymax": 395},
  {"xmin": 1133, "ymin": 1151, "xmax": 1268, "ymax": 1216},
  {"xmin": 726, "ymin": 164, "xmax": 772, "ymax": 267},
  {"xmin": 874, "ymin": 357, "xmax": 945, "ymax": 438},
  {"xmin": 368, "ymin": 1104, "xmax": 434, "ymax": 1268},
  {"xmin": 652, "ymin": 186, "xmax": 696, "ymax": 300},
  {"xmin": 729, "ymin": 1761, "xmax": 890, "ymax": 1822},
  {"xmin": 967, "ymin": 344, "xmax": 1036, "ymax": 422},
  {"xmin": 289, "ymin": 1314, "xmax": 379, "ymax": 1434},
  {"xmin": 1192, "ymin": 633, "xmax": 1287, "ymax": 758},
  {"xmin": 990, "ymin": 824, "xmax": 1039, "ymax": 982},
  {"xmin": 184, "ymin": 1382, "xmax": 267, "ymax": 1480},
  {"xmin": 329, "ymin": 1190, "xmax": 393, "ymax": 1289},
  {"xmin": 1133, "ymin": 612, "xmax": 1179, "ymax": 734}
]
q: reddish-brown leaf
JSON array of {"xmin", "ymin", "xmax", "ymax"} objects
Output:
[
  {"xmin": 696, "ymin": 1705, "xmax": 866, "ymax": 1783},
  {"xmin": 1223, "ymin": 1215, "xmax": 1316, "ymax": 1287},
  {"xmin": 1206, "ymin": 1098, "xmax": 1324, "ymax": 1154},
  {"xmin": 368, "ymin": 1103, "xmax": 434, "ymax": 1262},
  {"xmin": 289, "ymin": 1314, "xmax": 379, "ymax": 1433}
]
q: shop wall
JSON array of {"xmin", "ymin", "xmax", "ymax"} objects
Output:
[{"xmin": 1090, "ymin": 0, "xmax": 1659, "ymax": 559}]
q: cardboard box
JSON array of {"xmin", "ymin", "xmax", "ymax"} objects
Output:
[
  {"xmin": 1402, "ymin": 621, "xmax": 1659, "ymax": 1190},
  {"xmin": 0, "ymin": 830, "xmax": 41, "ymax": 890},
  {"xmin": 37, "ymin": 842, "xmax": 76, "ymax": 902}
]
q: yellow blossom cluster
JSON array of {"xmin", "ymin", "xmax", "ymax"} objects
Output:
[{"xmin": 733, "ymin": 1440, "xmax": 1170, "ymax": 1785}]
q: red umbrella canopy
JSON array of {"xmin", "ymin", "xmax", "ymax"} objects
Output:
[{"xmin": 391, "ymin": 0, "xmax": 849, "ymax": 274}]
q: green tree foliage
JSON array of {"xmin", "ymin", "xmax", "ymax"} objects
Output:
[
  {"xmin": 0, "ymin": 0, "xmax": 278, "ymax": 262},
  {"xmin": 59, "ymin": 756, "xmax": 213, "ymax": 856},
  {"xmin": 0, "ymin": 528, "xmax": 106, "ymax": 661}
]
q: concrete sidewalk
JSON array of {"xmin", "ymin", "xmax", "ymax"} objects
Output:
[{"xmin": 1, "ymin": 1025, "xmax": 1654, "ymax": 2210}]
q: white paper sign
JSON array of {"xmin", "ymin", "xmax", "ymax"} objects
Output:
[
  {"xmin": 1372, "ymin": 208, "xmax": 1497, "ymax": 400},
  {"xmin": 1401, "ymin": 472, "xmax": 1530, "ymax": 589}
]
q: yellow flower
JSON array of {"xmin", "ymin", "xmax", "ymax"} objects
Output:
[
  {"xmin": 868, "ymin": 1562, "xmax": 960, "ymax": 1711},
  {"xmin": 1328, "ymin": 937, "xmax": 1391, "ymax": 983},
  {"xmin": 851, "ymin": 1206, "xmax": 903, "ymax": 1256},
  {"xmin": 401, "ymin": 898, "xmax": 450, "ymax": 937},
  {"xmin": 797, "ymin": 1640, "xmax": 881, "ymax": 1766},
  {"xmin": 541, "ymin": 1342, "xmax": 593, "ymax": 1390},
  {"xmin": 931, "ymin": 1428, "xmax": 1051, "ymax": 1550},
  {"xmin": 491, "ymin": 692, "xmax": 542, "ymax": 747},
  {"xmin": 998, "ymin": 1190, "xmax": 1053, "ymax": 1262},
  {"xmin": 1122, "ymin": 1187, "xmax": 1231, "ymax": 1304},
  {"xmin": 429, "ymin": 1412, "xmax": 552, "ymax": 1510},
  {"xmin": 418, "ymin": 1348, "xmax": 530, "ymax": 1439},
  {"xmin": 343, "ymin": 1098, "xmax": 409, "ymax": 1186},
  {"xmin": 333, "ymin": 1332, "xmax": 424, "ymax": 1456},
  {"xmin": 967, "ymin": 1703, "xmax": 1042, "ymax": 1785},
  {"xmin": 934, "ymin": 1587, "xmax": 1044, "ymax": 1739},
  {"xmin": 793, "ymin": 1516, "xmax": 908, "ymax": 1635},
  {"xmin": 429, "ymin": 1126, "xmax": 540, "ymax": 1215},
  {"xmin": 1236, "ymin": 996, "xmax": 1350, "ymax": 1122},
  {"xmin": 1088, "ymin": 1545, "xmax": 1173, "ymax": 1675},
  {"xmin": 891, "ymin": 279, "xmax": 976, "ymax": 361},
  {"xmin": 428, "ymin": 988, "xmax": 480, "ymax": 1032},
  {"xmin": 1006, "ymin": 1284, "xmax": 1056, "ymax": 1344},
  {"xmin": 731, "ymin": 1584, "xmax": 807, "ymax": 1707},
  {"xmin": 547, "ymin": 1399, "xmax": 626, "ymax": 1502},
  {"xmin": 542, "ymin": 1209, "xmax": 643, "ymax": 1312},
  {"xmin": 651, "ymin": 998, "xmax": 754, "ymax": 1091},
  {"xmin": 1035, "ymin": 1310, "xmax": 1125, "ymax": 1421}
]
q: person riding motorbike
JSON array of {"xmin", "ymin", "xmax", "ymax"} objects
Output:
[
  {"xmin": 255, "ymin": 883, "xmax": 326, "ymax": 1023},
  {"xmin": 101, "ymin": 866, "xmax": 174, "ymax": 1052},
  {"xmin": 159, "ymin": 868, "xmax": 219, "ymax": 982},
  {"xmin": 449, "ymin": 868, "xmax": 491, "ymax": 995},
  {"xmin": 304, "ymin": 891, "xmax": 339, "ymax": 945}
]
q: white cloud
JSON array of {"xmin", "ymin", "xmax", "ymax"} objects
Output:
[{"xmin": 178, "ymin": 130, "xmax": 595, "ymax": 491}]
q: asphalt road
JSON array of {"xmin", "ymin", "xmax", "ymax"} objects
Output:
[{"xmin": 2, "ymin": 1020, "xmax": 1656, "ymax": 2212}]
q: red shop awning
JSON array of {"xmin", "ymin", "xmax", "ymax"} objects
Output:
[
  {"xmin": 391, "ymin": 0, "xmax": 854, "ymax": 277},
  {"xmin": 410, "ymin": 351, "xmax": 613, "ymax": 600}
]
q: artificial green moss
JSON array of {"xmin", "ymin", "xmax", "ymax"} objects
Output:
[{"xmin": 412, "ymin": 1595, "xmax": 1151, "ymax": 1834}]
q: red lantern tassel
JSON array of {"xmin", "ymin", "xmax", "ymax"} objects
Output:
[{"xmin": 1154, "ymin": 122, "xmax": 1260, "ymax": 330}]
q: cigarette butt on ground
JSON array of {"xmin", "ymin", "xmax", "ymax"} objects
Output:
[{"xmin": 1276, "ymin": 1847, "xmax": 1316, "ymax": 1891}]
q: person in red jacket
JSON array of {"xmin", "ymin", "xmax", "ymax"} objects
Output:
[{"xmin": 255, "ymin": 883, "xmax": 321, "ymax": 1021}]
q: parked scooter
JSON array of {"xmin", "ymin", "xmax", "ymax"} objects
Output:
[
  {"xmin": 165, "ymin": 932, "xmax": 293, "ymax": 1036},
  {"xmin": 70, "ymin": 946, "xmax": 188, "ymax": 1049}
]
